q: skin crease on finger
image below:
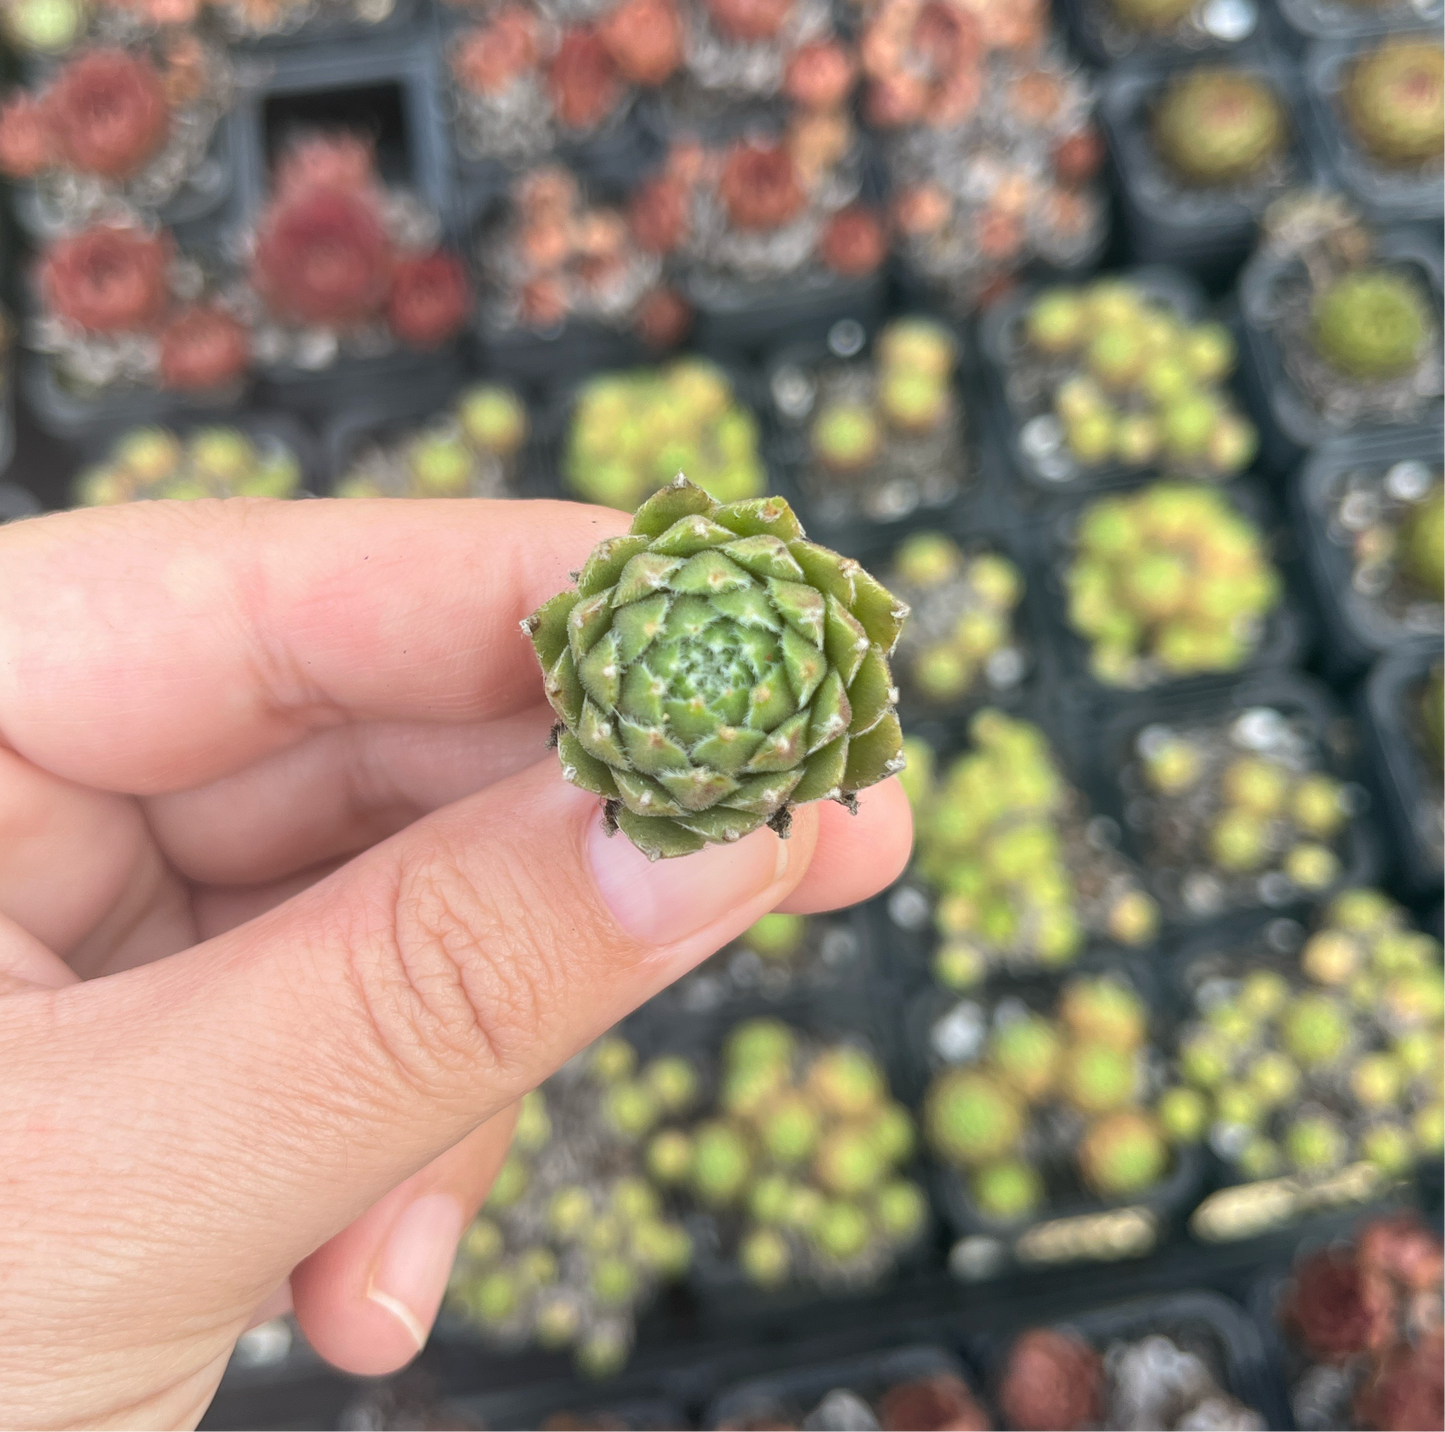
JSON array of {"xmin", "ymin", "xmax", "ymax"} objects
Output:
[{"xmin": 0, "ymin": 502, "xmax": 914, "ymax": 1428}]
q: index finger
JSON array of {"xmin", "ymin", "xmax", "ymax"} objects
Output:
[{"xmin": 0, "ymin": 498, "xmax": 629, "ymax": 794}]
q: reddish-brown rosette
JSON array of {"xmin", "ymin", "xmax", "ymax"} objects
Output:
[
  {"xmin": 387, "ymin": 251, "xmax": 472, "ymax": 348},
  {"xmin": 252, "ymin": 186, "xmax": 394, "ymax": 329},
  {"xmin": 1354, "ymin": 1331, "xmax": 1445, "ymax": 1432},
  {"xmin": 976, "ymin": 207, "xmax": 1023, "ymax": 260},
  {"xmin": 876, "ymin": 1374, "xmax": 991, "ymax": 1432},
  {"xmin": 520, "ymin": 273, "xmax": 568, "ymax": 327},
  {"xmin": 784, "ymin": 41, "xmax": 856, "ymax": 111},
  {"xmin": 633, "ymin": 286, "xmax": 691, "ymax": 347},
  {"xmin": 0, "ymin": 94, "xmax": 56, "ymax": 178},
  {"xmin": 40, "ymin": 223, "xmax": 171, "ymax": 334},
  {"xmin": 1010, "ymin": 67, "xmax": 1064, "ymax": 125},
  {"xmin": 1053, "ymin": 126, "xmax": 1104, "ymax": 185},
  {"xmin": 272, "ymin": 133, "xmax": 376, "ymax": 200},
  {"xmin": 719, "ymin": 140, "xmax": 804, "ymax": 231},
  {"xmin": 627, "ymin": 172, "xmax": 690, "ymax": 254},
  {"xmin": 891, "ymin": 183, "xmax": 951, "ymax": 237},
  {"xmin": 1283, "ymin": 1249, "xmax": 1397, "ymax": 1364},
  {"xmin": 996, "ymin": 1329, "xmax": 1103, "ymax": 1432},
  {"xmin": 819, "ymin": 205, "xmax": 885, "ymax": 275},
  {"xmin": 547, "ymin": 28, "xmax": 623, "ymax": 132},
  {"xmin": 599, "ymin": 0, "xmax": 682, "ymax": 87},
  {"xmin": 1359, "ymin": 1214, "xmax": 1445, "ymax": 1294},
  {"xmin": 48, "ymin": 49, "xmax": 170, "ymax": 181},
  {"xmin": 453, "ymin": 6, "xmax": 540, "ymax": 97},
  {"xmin": 863, "ymin": 0, "xmax": 981, "ymax": 128},
  {"xmin": 158, "ymin": 304, "xmax": 250, "ymax": 390},
  {"xmin": 704, "ymin": 0, "xmax": 791, "ymax": 42}
]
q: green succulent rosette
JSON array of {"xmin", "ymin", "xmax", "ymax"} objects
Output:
[{"xmin": 524, "ymin": 477, "xmax": 909, "ymax": 860}]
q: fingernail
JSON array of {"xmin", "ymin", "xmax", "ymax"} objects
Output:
[
  {"xmin": 366, "ymin": 1193, "xmax": 466, "ymax": 1351},
  {"xmin": 589, "ymin": 817, "xmax": 789, "ymax": 945}
]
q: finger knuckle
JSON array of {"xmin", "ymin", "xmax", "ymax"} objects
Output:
[{"xmin": 347, "ymin": 834, "xmax": 558, "ymax": 1101}]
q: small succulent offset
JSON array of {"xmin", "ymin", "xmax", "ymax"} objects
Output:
[
  {"xmin": 1277, "ymin": 1213, "xmax": 1443, "ymax": 1432},
  {"xmin": 886, "ymin": 532, "xmax": 1026, "ymax": 708},
  {"xmin": 1152, "ymin": 68, "xmax": 1289, "ymax": 188},
  {"xmin": 1066, "ymin": 483, "xmax": 1281, "ymax": 686},
  {"xmin": 1017, "ymin": 279, "xmax": 1257, "ymax": 482},
  {"xmin": 1127, "ymin": 706, "xmax": 1355, "ymax": 919},
  {"xmin": 334, "ymin": 385, "xmax": 529, "ymax": 500},
  {"xmin": 997, "ymin": 1323, "xmax": 1265, "ymax": 1432},
  {"xmin": 648, "ymin": 1019, "xmax": 927, "ymax": 1290},
  {"xmin": 524, "ymin": 478, "xmax": 907, "ymax": 860},
  {"xmin": 672, "ymin": 912, "xmax": 864, "ymax": 1010},
  {"xmin": 905, "ymin": 710, "xmax": 1158, "ymax": 984},
  {"xmin": 72, "ymin": 425, "xmax": 301, "ymax": 504},
  {"xmin": 1157, "ymin": 889, "xmax": 1445, "ymax": 1187},
  {"xmin": 447, "ymin": 1035, "xmax": 696, "ymax": 1377},
  {"xmin": 1343, "ymin": 37, "xmax": 1444, "ymax": 171},
  {"xmin": 564, "ymin": 360, "xmax": 765, "ymax": 511},
  {"xmin": 924, "ymin": 973, "xmax": 1174, "ymax": 1219}
]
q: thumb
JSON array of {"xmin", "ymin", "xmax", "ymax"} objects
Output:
[{"xmin": 2, "ymin": 759, "xmax": 813, "ymax": 1413}]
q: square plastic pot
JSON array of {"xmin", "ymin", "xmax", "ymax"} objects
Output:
[
  {"xmin": 1291, "ymin": 423, "xmax": 1445, "ymax": 677},
  {"xmin": 1101, "ymin": 56, "xmax": 1316, "ymax": 282},
  {"xmin": 1238, "ymin": 224, "xmax": 1445, "ymax": 477},
  {"xmin": 1358, "ymin": 645, "xmax": 1444, "ymax": 899},
  {"xmin": 1079, "ymin": 669, "xmax": 1381, "ymax": 931}
]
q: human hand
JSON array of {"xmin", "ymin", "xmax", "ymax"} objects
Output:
[{"xmin": 0, "ymin": 498, "xmax": 911, "ymax": 1430}]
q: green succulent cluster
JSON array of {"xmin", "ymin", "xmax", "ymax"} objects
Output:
[
  {"xmin": 1158, "ymin": 889, "xmax": 1445, "ymax": 1184},
  {"xmin": 925, "ymin": 975, "xmax": 1171, "ymax": 1216},
  {"xmin": 1153, "ymin": 69, "xmax": 1289, "ymax": 186},
  {"xmin": 1138, "ymin": 732, "xmax": 1350, "ymax": 896},
  {"xmin": 909, "ymin": 710, "xmax": 1159, "ymax": 985},
  {"xmin": 1310, "ymin": 269, "xmax": 1433, "ymax": 384},
  {"xmin": 564, "ymin": 360, "xmax": 766, "ymax": 511},
  {"xmin": 808, "ymin": 319, "xmax": 959, "ymax": 476},
  {"xmin": 1022, "ymin": 279, "xmax": 1257, "ymax": 478},
  {"xmin": 1, "ymin": 0, "xmax": 84, "ymax": 52},
  {"xmin": 447, "ymin": 1036, "xmax": 696, "ymax": 1377},
  {"xmin": 1344, "ymin": 38, "xmax": 1445, "ymax": 169},
  {"xmin": 73, "ymin": 426, "xmax": 302, "ymax": 505},
  {"xmin": 1108, "ymin": 0, "xmax": 1195, "ymax": 33},
  {"xmin": 1067, "ymin": 483, "xmax": 1282, "ymax": 686},
  {"xmin": 887, "ymin": 533, "xmax": 1025, "ymax": 706},
  {"xmin": 646, "ymin": 1020, "xmax": 926, "ymax": 1288},
  {"xmin": 526, "ymin": 478, "xmax": 907, "ymax": 860},
  {"xmin": 334, "ymin": 385, "xmax": 529, "ymax": 499},
  {"xmin": 736, "ymin": 912, "xmax": 808, "ymax": 965},
  {"xmin": 1400, "ymin": 482, "xmax": 1445, "ymax": 598}
]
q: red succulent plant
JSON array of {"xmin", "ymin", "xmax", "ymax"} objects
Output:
[
  {"xmin": 1283, "ymin": 1248, "xmax": 1397, "ymax": 1364},
  {"xmin": 704, "ymin": 0, "xmax": 791, "ymax": 41},
  {"xmin": 976, "ymin": 207, "xmax": 1023, "ymax": 260},
  {"xmin": 158, "ymin": 304, "xmax": 250, "ymax": 390},
  {"xmin": 862, "ymin": 0, "xmax": 982, "ymax": 128},
  {"xmin": 387, "ymin": 251, "xmax": 471, "ymax": 348},
  {"xmin": 1354, "ymin": 1331, "xmax": 1445, "ymax": 1432},
  {"xmin": 997, "ymin": 1329, "xmax": 1103, "ymax": 1432},
  {"xmin": 633, "ymin": 286, "xmax": 691, "ymax": 348},
  {"xmin": 40, "ymin": 224, "xmax": 171, "ymax": 334},
  {"xmin": 1053, "ymin": 126, "xmax": 1105, "ymax": 185},
  {"xmin": 0, "ymin": 94, "xmax": 56, "ymax": 177},
  {"xmin": 1009, "ymin": 67, "xmax": 1064, "ymax": 125},
  {"xmin": 1359, "ymin": 1214, "xmax": 1445, "ymax": 1295},
  {"xmin": 599, "ymin": 0, "xmax": 682, "ymax": 87},
  {"xmin": 273, "ymin": 132, "xmax": 375, "ymax": 200},
  {"xmin": 819, "ymin": 205, "xmax": 886, "ymax": 275},
  {"xmin": 719, "ymin": 140, "xmax": 804, "ymax": 231},
  {"xmin": 627, "ymin": 172, "xmax": 691, "ymax": 254},
  {"xmin": 252, "ymin": 185, "xmax": 393, "ymax": 329},
  {"xmin": 892, "ymin": 182, "xmax": 951, "ymax": 237},
  {"xmin": 453, "ymin": 6, "xmax": 541, "ymax": 97},
  {"xmin": 876, "ymin": 1374, "xmax": 990, "ymax": 1432},
  {"xmin": 519, "ymin": 274, "xmax": 568, "ymax": 326},
  {"xmin": 48, "ymin": 49, "xmax": 170, "ymax": 181},
  {"xmin": 784, "ymin": 41, "xmax": 856, "ymax": 111},
  {"xmin": 547, "ymin": 28, "xmax": 623, "ymax": 131}
]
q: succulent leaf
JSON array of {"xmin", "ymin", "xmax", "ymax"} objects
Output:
[{"xmin": 528, "ymin": 478, "xmax": 908, "ymax": 856}]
